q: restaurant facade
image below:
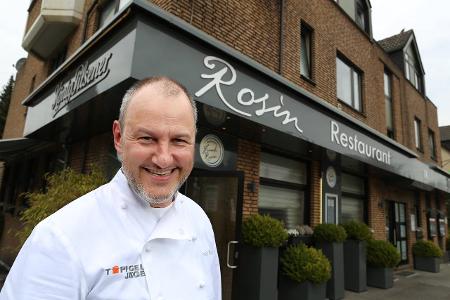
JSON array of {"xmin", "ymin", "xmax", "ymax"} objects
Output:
[{"xmin": 0, "ymin": 0, "xmax": 449, "ymax": 298}]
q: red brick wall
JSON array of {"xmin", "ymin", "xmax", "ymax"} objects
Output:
[
  {"xmin": 310, "ymin": 160, "xmax": 322, "ymax": 226},
  {"xmin": 236, "ymin": 139, "xmax": 260, "ymax": 218}
]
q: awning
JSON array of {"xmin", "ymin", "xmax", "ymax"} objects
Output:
[{"xmin": 0, "ymin": 138, "xmax": 53, "ymax": 161}]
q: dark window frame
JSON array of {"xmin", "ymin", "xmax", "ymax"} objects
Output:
[
  {"xmin": 336, "ymin": 54, "xmax": 363, "ymax": 112},
  {"xmin": 300, "ymin": 21, "xmax": 313, "ymax": 81}
]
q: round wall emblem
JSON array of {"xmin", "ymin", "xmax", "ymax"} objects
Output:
[
  {"xmin": 326, "ymin": 166, "xmax": 337, "ymax": 188},
  {"xmin": 199, "ymin": 134, "xmax": 224, "ymax": 167}
]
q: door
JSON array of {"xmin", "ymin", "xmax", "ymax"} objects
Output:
[
  {"xmin": 183, "ymin": 171, "xmax": 243, "ymax": 300},
  {"xmin": 386, "ymin": 201, "xmax": 408, "ymax": 264}
]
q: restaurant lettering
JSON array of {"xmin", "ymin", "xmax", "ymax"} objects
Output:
[
  {"xmin": 195, "ymin": 56, "xmax": 303, "ymax": 134},
  {"xmin": 52, "ymin": 53, "xmax": 113, "ymax": 116},
  {"xmin": 331, "ymin": 120, "xmax": 392, "ymax": 165}
]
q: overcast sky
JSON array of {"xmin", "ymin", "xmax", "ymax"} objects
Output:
[{"xmin": 0, "ymin": 1, "xmax": 448, "ymax": 126}]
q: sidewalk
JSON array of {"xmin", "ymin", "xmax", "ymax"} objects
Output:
[{"xmin": 344, "ymin": 263, "xmax": 450, "ymax": 300}]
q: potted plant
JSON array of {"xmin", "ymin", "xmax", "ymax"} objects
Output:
[
  {"xmin": 413, "ymin": 240, "xmax": 443, "ymax": 273},
  {"xmin": 341, "ymin": 220, "xmax": 372, "ymax": 292},
  {"xmin": 279, "ymin": 244, "xmax": 331, "ymax": 300},
  {"xmin": 366, "ymin": 239, "xmax": 400, "ymax": 289},
  {"xmin": 313, "ymin": 224, "xmax": 347, "ymax": 300},
  {"xmin": 237, "ymin": 214, "xmax": 288, "ymax": 300},
  {"xmin": 287, "ymin": 224, "xmax": 314, "ymax": 246}
]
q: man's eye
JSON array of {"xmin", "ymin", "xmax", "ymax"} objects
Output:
[
  {"xmin": 174, "ymin": 138, "xmax": 188, "ymax": 144},
  {"xmin": 139, "ymin": 136, "xmax": 153, "ymax": 142}
]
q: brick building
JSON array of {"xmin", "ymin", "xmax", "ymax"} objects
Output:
[{"xmin": 1, "ymin": 0, "xmax": 450, "ymax": 297}]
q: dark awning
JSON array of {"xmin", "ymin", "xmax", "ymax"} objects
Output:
[{"xmin": 0, "ymin": 138, "xmax": 53, "ymax": 161}]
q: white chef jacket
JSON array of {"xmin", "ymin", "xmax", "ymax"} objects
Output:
[{"xmin": 0, "ymin": 171, "xmax": 221, "ymax": 300}]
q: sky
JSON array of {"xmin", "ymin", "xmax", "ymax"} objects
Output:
[{"xmin": 0, "ymin": 1, "xmax": 448, "ymax": 126}]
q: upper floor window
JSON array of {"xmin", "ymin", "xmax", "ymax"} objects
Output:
[
  {"xmin": 428, "ymin": 129, "xmax": 436, "ymax": 160},
  {"xmin": 98, "ymin": 0, "xmax": 130, "ymax": 28},
  {"xmin": 384, "ymin": 71, "xmax": 394, "ymax": 139},
  {"xmin": 355, "ymin": 0, "xmax": 370, "ymax": 34},
  {"xmin": 48, "ymin": 46, "xmax": 67, "ymax": 75},
  {"xmin": 300, "ymin": 22, "xmax": 313, "ymax": 80},
  {"xmin": 405, "ymin": 47, "xmax": 423, "ymax": 93},
  {"xmin": 414, "ymin": 117, "xmax": 422, "ymax": 151},
  {"xmin": 336, "ymin": 56, "xmax": 362, "ymax": 111}
]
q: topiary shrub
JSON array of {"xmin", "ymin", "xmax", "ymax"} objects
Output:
[
  {"xmin": 367, "ymin": 240, "xmax": 401, "ymax": 268},
  {"xmin": 242, "ymin": 214, "xmax": 288, "ymax": 248},
  {"xmin": 281, "ymin": 244, "xmax": 331, "ymax": 284},
  {"xmin": 17, "ymin": 167, "xmax": 107, "ymax": 246},
  {"xmin": 313, "ymin": 223, "xmax": 347, "ymax": 243},
  {"xmin": 413, "ymin": 240, "xmax": 443, "ymax": 258},
  {"xmin": 341, "ymin": 220, "xmax": 372, "ymax": 241}
]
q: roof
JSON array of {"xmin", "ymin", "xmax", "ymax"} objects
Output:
[
  {"xmin": 377, "ymin": 29, "xmax": 413, "ymax": 53},
  {"xmin": 440, "ymin": 125, "xmax": 450, "ymax": 141}
]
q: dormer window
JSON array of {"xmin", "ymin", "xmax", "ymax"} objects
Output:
[
  {"xmin": 356, "ymin": 0, "xmax": 370, "ymax": 34},
  {"xmin": 405, "ymin": 46, "xmax": 423, "ymax": 92}
]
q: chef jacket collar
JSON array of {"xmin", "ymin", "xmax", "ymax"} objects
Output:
[{"xmin": 112, "ymin": 170, "xmax": 194, "ymax": 241}]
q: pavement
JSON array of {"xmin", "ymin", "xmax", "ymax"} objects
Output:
[{"xmin": 344, "ymin": 263, "xmax": 450, "ymax": 300}]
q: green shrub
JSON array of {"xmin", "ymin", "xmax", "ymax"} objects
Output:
[
  {"xmin": 17, "ymin": 167, "xmax": 107, "ymax": 246},
  {"xmin": 342, "ymin": 220, "xmax": 372, "ymax": 241},
  {"xmin": 313, "ymin": 223, "xmax": 347, "ymax": 243},
  {"xmin": 367, "ymin": 240, "xmax": 401, "ymax": 268},
  {"xmin": 281, "ymin": 244, "xmax": 331, "ymax": 284},
  {"xmin": 413, "ymin": 240, "xmax": 443, "ymax": 258},
  {"xmin": 242, "ymin": 214, "xmax": 288, "ymax": 248}
]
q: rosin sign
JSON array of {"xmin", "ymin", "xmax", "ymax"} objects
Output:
[{"xmin": 331, "ymin": 120, "xmax": 392, "ymax": 166}]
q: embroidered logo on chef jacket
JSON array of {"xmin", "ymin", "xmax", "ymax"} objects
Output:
[{"xmin": 105, "ymin": 264, "xmax": 146, "ymax": 279}]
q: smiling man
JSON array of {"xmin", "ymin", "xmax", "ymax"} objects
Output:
[{"xmin": 0, "ymin": 77, "xmax": 221, "ymax": 300}]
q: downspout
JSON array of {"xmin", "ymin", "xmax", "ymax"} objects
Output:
[{"xmin": 278, "ymin": 0, "xmax": 284, "ymax": 75}]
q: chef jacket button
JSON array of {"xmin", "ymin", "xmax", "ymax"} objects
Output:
[
  {"xmin": 198, "ymin": 281, "xmax": 205, "ymax": 288},
  {"xmin": 120, "ymin": 202, "xmax": 127, "ymax": 209},
  {"xmin": 191, "ymin": 236, "xmax": 197, "ymax": 242}
]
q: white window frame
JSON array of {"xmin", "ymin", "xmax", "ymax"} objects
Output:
[{"xmin": 336, "ymin": 57, "xmax": 362, "ymax": 111}]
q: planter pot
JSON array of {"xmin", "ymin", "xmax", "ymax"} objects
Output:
[
  {"xmin": 288, "ymin": 235, "xmax": 313, "ymax": 246},
  {"xmin": 237, "ymin": 245, "xmax": 278, "ymax": 300},
  {"xmin": 367, "ymin": 266, "xmax": 393, "ymax": 289},
  {"xmin": 443, "ymin": 251, "xmax": 450, "ymax": 263},
  {"xmin": 316, "ymin": 242, "xmax": 345, "ymax": 300},
  {"xmin": 414, "ymin": 256, "xmax": 440, "ymax": 273},
  {"xmin": 279, "ymin": 276, "xmax": 326, "ymax": 300},
  {"xmin": 344, "ymin": 240, "xmax": 367, "ymax": 292}
]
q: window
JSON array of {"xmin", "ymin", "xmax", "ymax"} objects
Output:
[
  {"xmin": 414, "ymin": 118, "xmax": 422, "ymax": 151},
  {"xmin": 98, "ymin": 0, "xmax": 130, "ymax": 28},
  {"xmin": 341, "ymin": 173, "xmax": 365, "ymax": 223},
  {"xmin": 258, "ymin": 152, "xmax": 307, "ymax": 229},
  {"xmin": 336, "ymin": 57, "xmax": 362, "ymax": 111},
  {"xmin": 48, "ymin": 46, "xmax": 67, "ymax": 74},
  {"xmin": 404, "ymin": 47, "xmax": 423, "ymax": 92},
  {"xmin": 428, "ymin": 129, "xmax": 436, "ymax": 160},
  {"xmin": 384, "ymin": 71, "xmax": 394, "ymax": 138},
  {"xmin": 300, "ymin": 22, "xmax": 312, "ymax": 79},
  {"xmin": 355, "ymin": 0, "xmax": 370, "ymax": 34}
]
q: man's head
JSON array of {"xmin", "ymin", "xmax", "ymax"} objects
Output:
[{"xmin": 113, "ymin": 77, "xmax": 197, "ymax": 207}]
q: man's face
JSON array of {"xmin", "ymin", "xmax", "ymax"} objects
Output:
[{"xmin": 113, "ymin": 84, "xmax": 195, "ymax": 206}]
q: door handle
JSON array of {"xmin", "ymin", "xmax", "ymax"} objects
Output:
[{"xmin": 227, "ymin": 241, "xmax": 238, "ymax": 269}]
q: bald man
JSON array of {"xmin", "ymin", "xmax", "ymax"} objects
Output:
[{"xmin": 1, "ymin": 77, "xmax": 221, "ymax": 300}]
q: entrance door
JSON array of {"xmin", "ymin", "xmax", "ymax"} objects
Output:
[
  {"xmin": 386, "ymin": 201, "xmax": 408, "ymax": 264},
  {"xmin": 183, "ymin": 171, "xmax": 243, "ymax": 300}
]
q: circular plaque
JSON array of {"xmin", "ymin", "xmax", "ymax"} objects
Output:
[
  {"xmin": 326, "ymin": 166, "xmax": 337, "ymax": 188},
  {"xmin": 199, "ymin": 134, "xmax": 224, "ymax": 167}
]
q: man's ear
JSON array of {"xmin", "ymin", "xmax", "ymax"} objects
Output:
[{"xmin": 112, "ymin": 120, "xmax": 123, "ymax": 154}]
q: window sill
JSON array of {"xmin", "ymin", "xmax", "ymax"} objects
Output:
[
  {"xmin": 301, "ymin": 75, "xmax": 316, "ymax": 86},
  {"xmin": 337, "ymin": 99, "xmax": 366, "ymax": 118}
]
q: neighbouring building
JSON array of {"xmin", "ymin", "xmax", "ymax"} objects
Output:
[
  {"xmin": 1, "ymin": 0, "xmax": 450, "ymax": 297},
  {"xmin": 440, "ymin": 126, "xmax": 450, "ymax": 173}
]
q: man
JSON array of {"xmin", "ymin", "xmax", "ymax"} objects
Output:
[{"xmin": 1, "ymin": 77, "xmax": 221, "ymax": 299}]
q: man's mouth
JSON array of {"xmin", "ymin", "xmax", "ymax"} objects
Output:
[{"xmin": 142, "ymin": 167, "xmax": 174, "ymax": 177}]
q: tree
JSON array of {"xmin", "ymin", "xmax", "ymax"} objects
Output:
[{"xmin": 0, "ymin": 76, "xmax": 14, "ymax": 138}]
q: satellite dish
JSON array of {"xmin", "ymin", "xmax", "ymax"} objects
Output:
[{"xmin": 14, "ymin": 58, "xmax": 26, "ymax": 71}]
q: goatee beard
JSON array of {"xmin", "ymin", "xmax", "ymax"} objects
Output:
[{"xmin": 121, "ymin": 166, "xmax": 188, "ymax": 207}]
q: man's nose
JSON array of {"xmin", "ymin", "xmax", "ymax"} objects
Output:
[{"xmin": 152, "ymin": 142, "xmax": 173, "ymax": 168}]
